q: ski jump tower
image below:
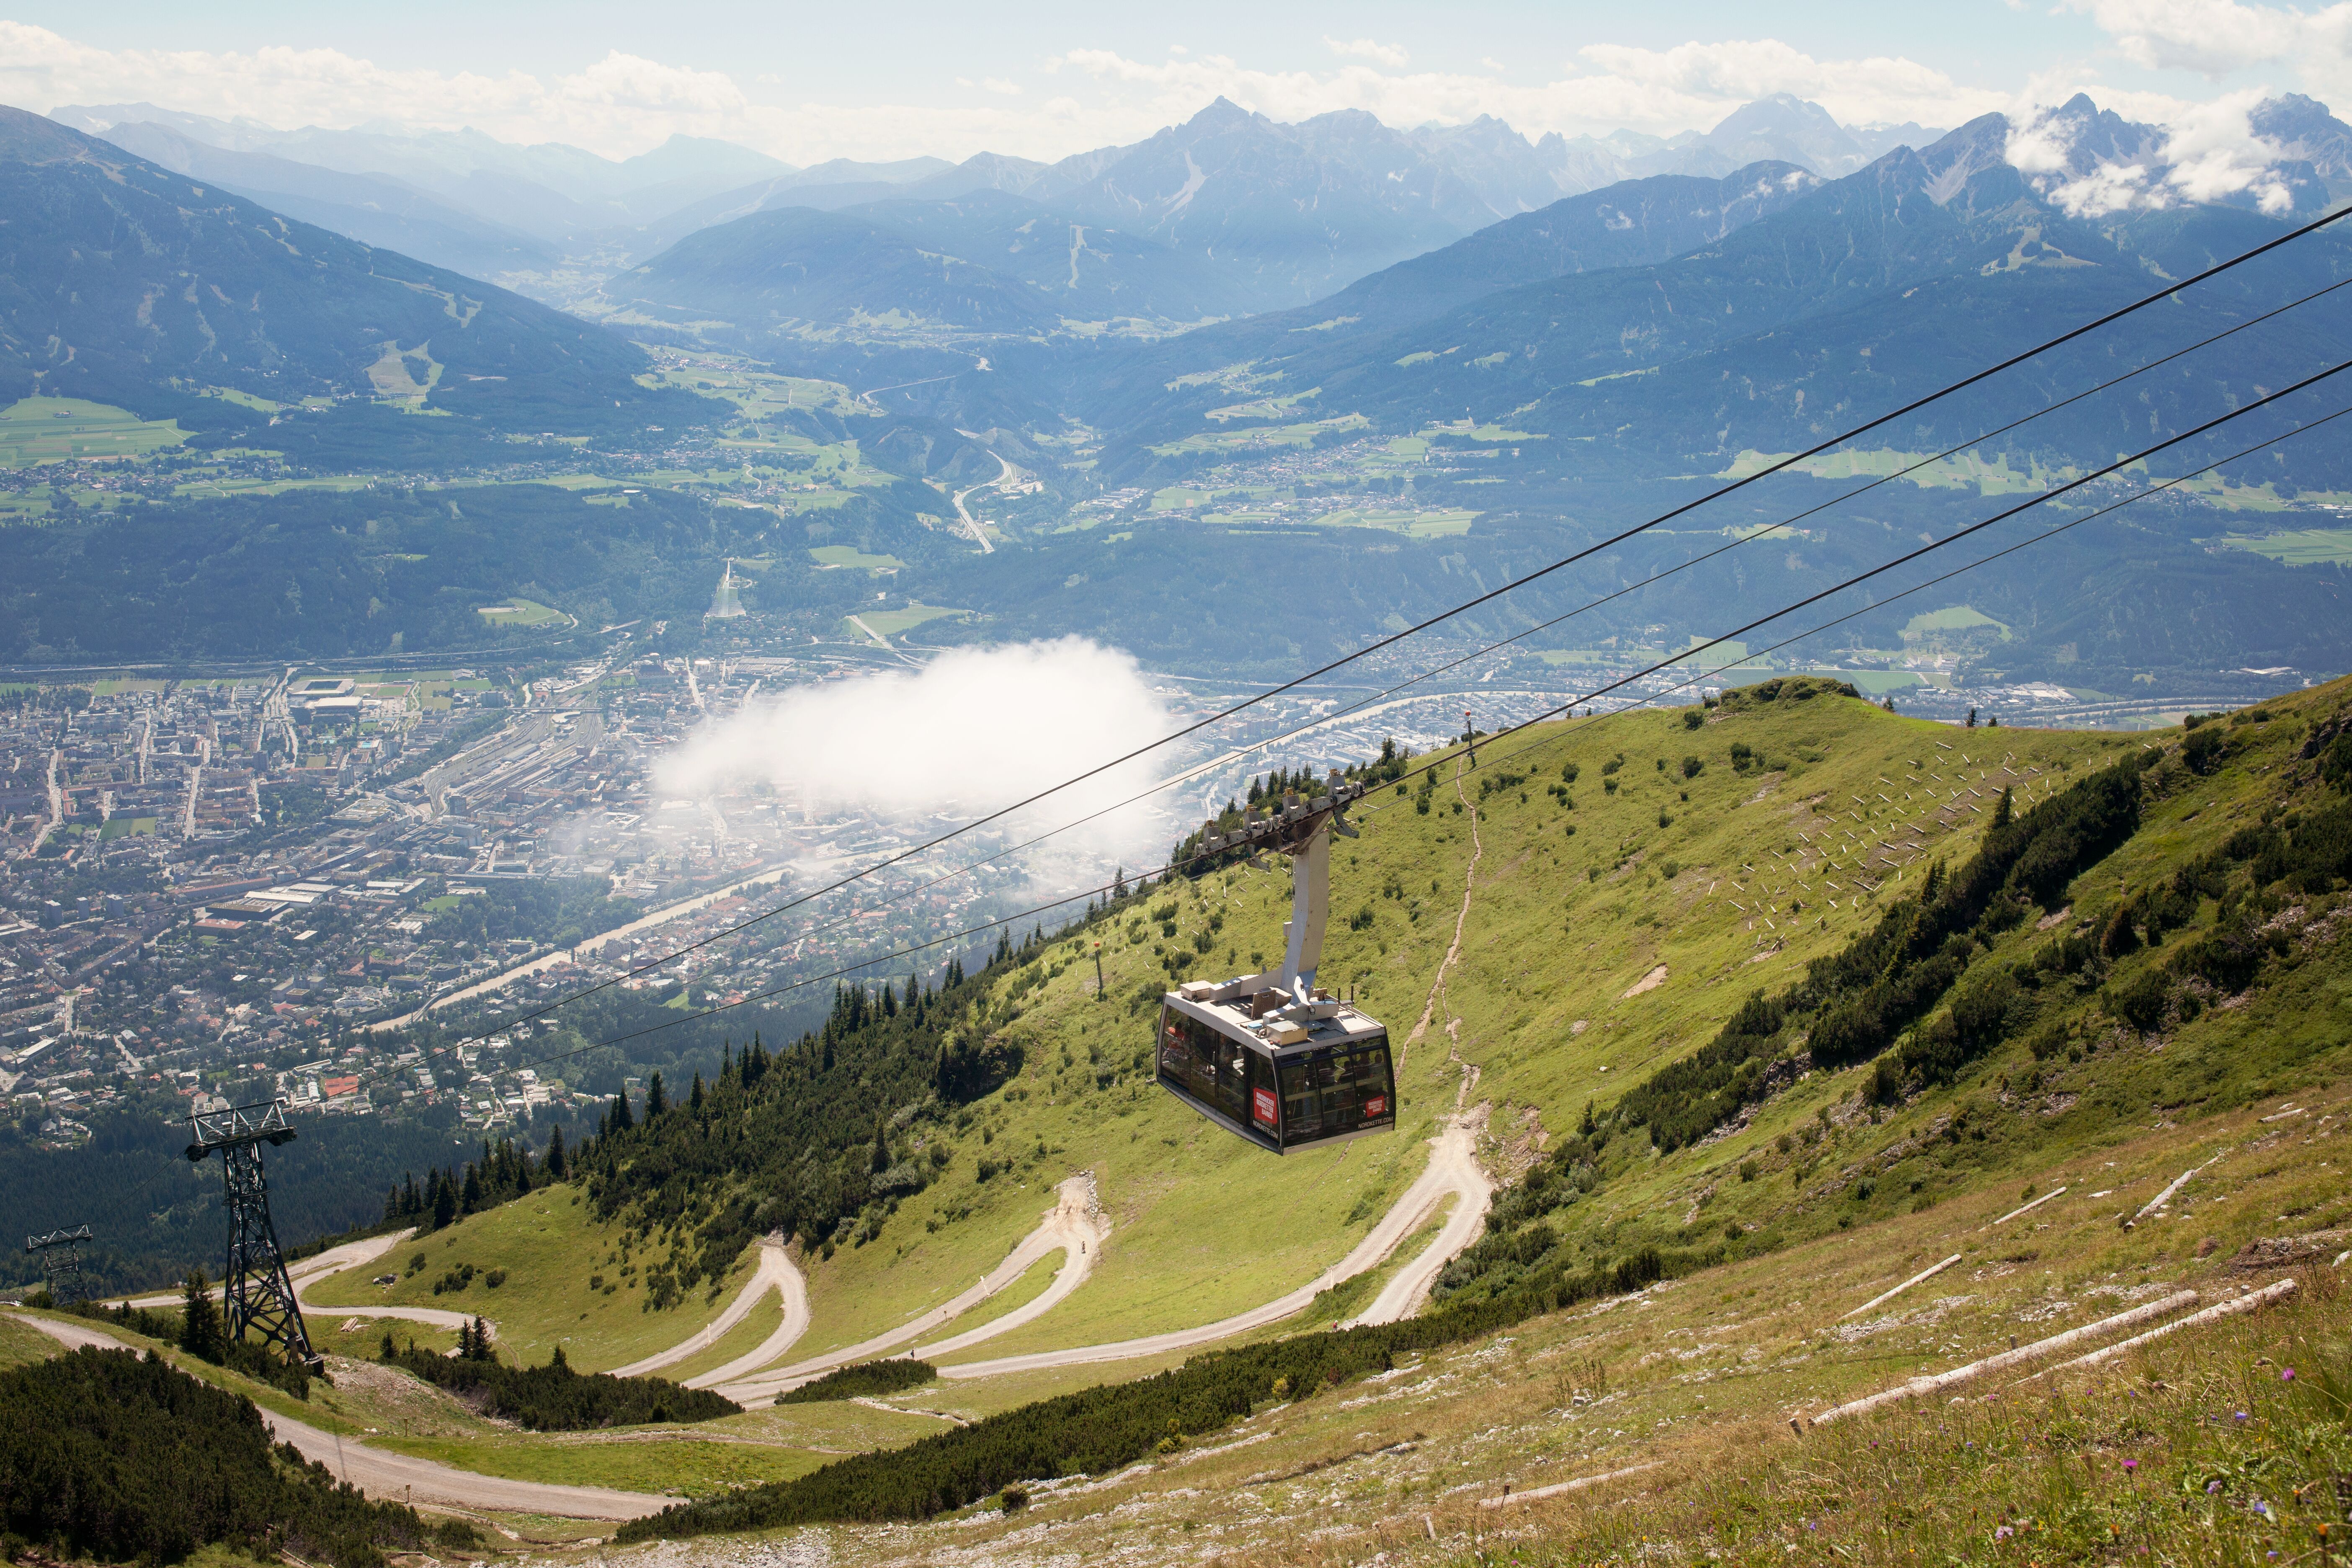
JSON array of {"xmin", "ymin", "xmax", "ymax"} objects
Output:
[{"xmin": 185, "ymin": 1099, "xmax": 320, "ymax": 1368}]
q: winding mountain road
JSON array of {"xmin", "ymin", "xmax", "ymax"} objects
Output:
[
  {"xmin": 709, "ymin": 1176, "xmax": 1106, "ymax": 1406},
  {"xmin": 933, "ymin": 1120, "xmax": 1488, "ymax": 1380},
  {"xmin": 6, "ymin": 1313, "xmax": 669, "ymax": 1520},
  {"xmin": 122, "ymin": 1229, "xmax": 418, "ymax": 1311},
  {"xmin": 614, "ymin": 1235, "xmax": 799, "ymax": 1379}
]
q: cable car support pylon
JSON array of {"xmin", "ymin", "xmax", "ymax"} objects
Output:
[{"xmin": 185, "ymin": 1098, "xmax": 321, "ymax": 1369}]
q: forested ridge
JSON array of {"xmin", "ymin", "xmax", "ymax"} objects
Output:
[
  {"xmin": 0, "ymin": 1346, "xmax": 477, "ymax": 1568},
  {"xmin": 567, "ymin": 927, "xmax": 1083, "ymax": 1299}
]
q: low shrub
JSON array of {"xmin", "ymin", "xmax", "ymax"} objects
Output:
[{"xmin": 779, "ymin": 1358, "xmax": 936, "ymax": 1404}]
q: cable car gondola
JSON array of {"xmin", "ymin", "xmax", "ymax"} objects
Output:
[{"xmin": 1155, "ymin": 769, "xmax": 1395, "ymax": 1153}]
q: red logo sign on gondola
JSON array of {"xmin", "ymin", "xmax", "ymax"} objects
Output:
[
  {"xmin": 1252, "ymin": 1087, "xmax": 1277, "ymax": 1126},
  {"xmin": 1363, "ymin": 1095, "xmax": 1387, "ymax": 1118}
]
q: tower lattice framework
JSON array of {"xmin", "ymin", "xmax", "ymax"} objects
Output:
[
  {"xmin": 186, "ymin": 1099, "xmax": 319, "ymax": 1367},
  {"xmin": 25, "ymin": 1223, "xmax": 91, "ymax": 1303}
]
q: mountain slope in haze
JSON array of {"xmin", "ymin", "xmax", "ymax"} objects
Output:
[
  {"xmin": 603, "ymin": 204, "xmax": 1062, "ymax": 334},
  {"xmin": 93, "ymin": 119, "xmax": 561, "ymax": 281},
  {"xmin": 1083, "ymin": 160, "xmax": 1827, "ymax": 425},
  {"xmin": 834, "ymin": 191, "xmax": 1248, "ymax": 321},
  {"xmin": 1533, "ymin": 92, "xmax": 1945, "ymax": 195},
  {"xmin": 615, "ymin": 156, "xmax": 968, "ymax": 260},
  {"xmin": 0, "ymin": 106, "xmax": 708, "ymax": 436},
  {"xmin": 1046, "ymin": 98, "xmax": 1491, "ymax": 311},
  {"xmin": 605, "ymin": 190, "xmax": 1251, "ymax": 334},
  {"xmin": 49, "ymin": 102, "xmax": 796, "ymax": 243}
]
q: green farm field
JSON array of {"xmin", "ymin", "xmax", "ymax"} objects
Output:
[
  {"xmin": 858, "ymin": 602, "xmax": 968, "ymax": 637},
  {"xmin": 0, "ymin": 397, "xmax": 188, "ymax": 466},
  {"xmin": 2216, "ymin": 524, "xmax": 2352, "ymax": 565}
]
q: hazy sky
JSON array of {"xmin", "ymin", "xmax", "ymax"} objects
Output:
[{"xmin": 0, "ymin": 0, "xmax": 2342, "ymax": 164}]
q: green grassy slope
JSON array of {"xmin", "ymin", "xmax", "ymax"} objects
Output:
[
  {"xmin": 309, "ymin": 679, "xmax": 2349, "ymax": 1506},
  {"xmin": 20, "ymin": 676, "xmax": 2351, "ymax": 1562},
  {"xmin": 713, "ymin": 1083, "xmax": 2352, "ymax": 1568},
  {"xmin": 793, "ymin": 681, "xmax": 2125, "ymax": 1363},
  {"xmin": 304, "ymin": 1183, "xmax": 760, "ymax": 1373}
]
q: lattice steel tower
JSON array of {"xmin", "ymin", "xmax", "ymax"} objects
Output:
[
  {"xmin": 185, "ymin": 1099, "xmax": 319, "ymax": 1368},
  {"xmin": 25, "ymin": 1223, "xmax": 91, "ymax": 1304}
]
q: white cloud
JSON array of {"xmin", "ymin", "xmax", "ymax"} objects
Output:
[
  {"xmin": 653, "ymin": 638, "xmax": 1181, "ymax": 877},
  {"xmin": 2159, "ymin": 86, "xmax": 2297, "ymax": 208},
  {"xmin": 0, "ymin": 14, "xmax": 2328, "ymax": 178},
  {"xmin": 2066, "ymin": 0, "xmax": 2352, "ymax": 77},
  {"xmin": 1326, "ymin": 37, "xmax": 1411, "ymax": 69},
  {"xmin": 2004, "ymin": 84, "xmax": 2296, "ymax": 214}
]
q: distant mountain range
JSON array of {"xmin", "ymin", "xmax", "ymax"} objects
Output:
[
  {"xmin": 1091, "ymin": 101, "xmax": 2352, "ymax": 483},
  {"xmin": 14, "ymin": 85, "xmax": 2352, "ymax": 489},
  {"xmin": 44, "ymin": 92, "xmax": 1957, "ymax": 314},
  {"xmin": 0, "ymin": 107, "xmax": 709, "ymax": 455}
]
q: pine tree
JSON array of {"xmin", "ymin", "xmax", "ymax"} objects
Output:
[
  {"xmin": 382, "ymin": 1182, "xmax": 401, "ymax": 1225},
  {"xmin": 689, "ymin": 1071, "xmax": 704, "ymax": 1112},
  {"xmin": 180, "ymin": 1269, "xmax": 224, "ymax": 1363},
  {"xmin": 545, "ymin": 1124, "xmax": 567, "ymax": 1181},
  {"xmin": 432, "ymin": 1171, "xmax": 458, "ymax": 1230},
  {"xmin": 881, "ymin": 983, "xmax": 897, "ymax": 1019},
  {"xmin": 646, "ymin": 1072, "xmax": 667, "ymax": 1119},
  {"xmin": 461, "ymin": 1163, "xmax": 483, "ymax": 1215},
  {"xmin": 550, "ymin": 1342, "xmax": 569, "ymax": 1371},
  {"xmin": 870, "ymin": 1115, "xmax": 890, "ymax": 1174},
  {"xmin": 611, "ymin": 1087, "xmax": 634, "ymax": 1131},
  {"xmin": 1993, "ymin": 787, "xmax": 2014, "ymax": 829},
  {"xmin": 402, "ymin": 1171, "xmax": 420, "ymax": 1217}
]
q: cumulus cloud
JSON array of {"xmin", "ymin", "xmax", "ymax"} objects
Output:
[
  {"xmin": 1326, "ymin": 38, "xmax": 1411, "ymax": 68},
  {"xmin": 653, "ymin": 639, "xmax": 1182, "ymax": 877},
  {"xmin": 0, "ymin": 18, "xmax": 2017, "ymax": 165},
  {"xmin": 2005, "ymin": 85, "xmax": 2296, "ymax": 215},
  {"xmin": 0, "ymin": 14, "xmax": 2326, "ymax": 175},
  {"xmin": 2066, "ymin": 0, "xmax": 2352, "ymax": 77}
]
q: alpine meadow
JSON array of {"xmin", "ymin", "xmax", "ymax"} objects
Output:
[{"xmin": 4, "ymin": 9, "xmax": 2352, "ymax": 1568}]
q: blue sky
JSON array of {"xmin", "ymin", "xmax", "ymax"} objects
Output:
[{"xmin": 0, "ymin": 0, "xmax": 2341, "ymax": 163}]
